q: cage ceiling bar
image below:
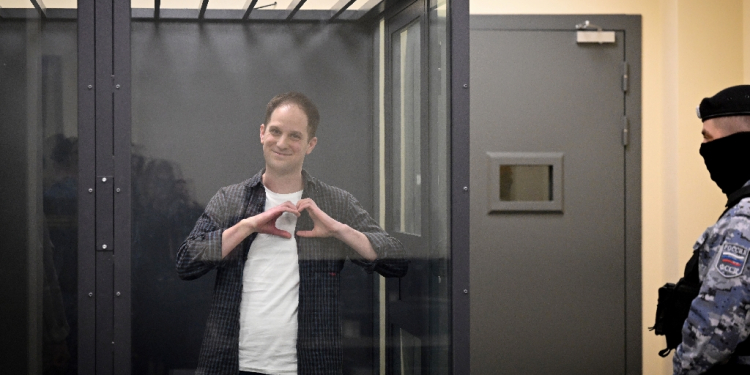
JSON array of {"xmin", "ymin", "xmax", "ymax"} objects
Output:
[
  {"xmin": 329, "ymin": 0, "xmax": 357, "ymax": 21},
  {"xmin": 286, "ymin": 0, "xmax": 306, "ymax": 20},
  {"xmin": 198, "ymin": 0, "xmax": 209, "ymax": 19},
  {"xmin": 30, "ymin": 0, "xmax": 46, "ymax": 18}
]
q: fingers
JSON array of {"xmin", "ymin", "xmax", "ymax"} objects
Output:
[
  {"xmin": 295, "ymin": 230, "xmax": 314, "ymax": 237},
  {"xmin": 249, "ymin": 201, "xmax": 301, "ymax": 238},
  {"xmin": 266, "ymin": 227, "xmax": 293, "ymax": 239},
  {"xmin": 273, "ymin": 201, "xmax": 301, "ymax": 217},
  {"xmin": 296, "ymin": 198, "xmax": 317, "ymax": 213}
]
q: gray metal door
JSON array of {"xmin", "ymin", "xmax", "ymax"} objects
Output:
[{"xmin": 469, "ymin": 15, "xmax": 641, "ymax": 375}]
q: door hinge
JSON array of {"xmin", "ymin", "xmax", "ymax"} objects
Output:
[
  {"xmin": 622, "ymin": 62, "xmax": 629, "ymax": 93},
  {"xmin": 622, "ymin": 116, "xmax": 629, "ymax": 147}
]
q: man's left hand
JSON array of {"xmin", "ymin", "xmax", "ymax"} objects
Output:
[
  {"xmin": 296, "ymin": 198, "xmax": 378, "ymax": 261},
  {"xmin": 296, "ymin": 198, "xmax": 343, "ymax": 238}
]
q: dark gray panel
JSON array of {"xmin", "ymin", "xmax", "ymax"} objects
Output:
[
  {"xmin": 95, "ymin": 251, "xmax": 115, "ymax": 374},
  {"xmin": 78, "ymin": 0, "xmax": 97, "ymax": 373},
  {"xmin": 94, "ymin": 1, "xmax": 116, "ymax": 373},
  {"xmin": 113, "ymin": 0, "xmax": 132, "ymax": 373},
  {"xmin": 1, "ymin": 19, "xmax": 81, "ymax": 374},
  {"xmin": 450, "ymin": 1, "xmax": 471, "ymax": 375},
  {"xmin": 0, "ymin": 20, "xmax": 32, "ymax": 375},
  {"xmin": 470, "ymin": 19, "xmax": 633, "ymax": 374},
  {"xmin": 41, "ymin": 20, "xmax": 80, "ymax": 375}
]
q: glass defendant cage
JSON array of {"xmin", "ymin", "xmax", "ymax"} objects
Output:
[{"xmin": 0, "ymin": 0, "xmax": 470, "ymax": 374}]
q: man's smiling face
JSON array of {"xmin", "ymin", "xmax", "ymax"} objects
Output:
[{"xmin": 260, "ymin": 103, "xmax": 317, "ymax": 176}]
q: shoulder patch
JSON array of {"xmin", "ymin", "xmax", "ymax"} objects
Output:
[{"xmin": 716, "ymin": 241, "xmax": 750, "ymax": 278}]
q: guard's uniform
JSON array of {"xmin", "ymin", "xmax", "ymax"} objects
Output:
[
  {"xmin": 674, "ymin": 183, "xmax": 750, "ymax": 374},
  {"xmin": 672, "ymin": 84, "xmax": 750, "ymax": 374}
]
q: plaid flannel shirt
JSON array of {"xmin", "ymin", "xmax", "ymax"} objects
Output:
[{"xmin": 176, "ymin": 169, "xmax": 408, "ymax": 375}]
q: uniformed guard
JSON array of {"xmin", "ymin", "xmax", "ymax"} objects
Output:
[{"xmin": 673, "ymin": 85, "xmax": 750, "ymax": 374}]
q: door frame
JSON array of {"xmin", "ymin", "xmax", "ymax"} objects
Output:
[
  {"xmin": 469, "ymin": 14, "xmax": 642, "ymax": 374},
  {"xmin": 384, "ymin": 1, "xmax": 431, "ymax": 374}
]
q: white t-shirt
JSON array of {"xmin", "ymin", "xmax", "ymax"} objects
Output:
[{"xmin": 238, "ymin": 187, "xmax": 303, "ymax": 375}]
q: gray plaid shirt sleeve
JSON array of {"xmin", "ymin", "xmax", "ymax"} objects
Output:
[
  {"xmin": 176, "ymin": 187, "xmax": 231, "ymax": 280},
  {"xmin": 343, "ymin": 193, "xmax": 408, "ymax": 277}
]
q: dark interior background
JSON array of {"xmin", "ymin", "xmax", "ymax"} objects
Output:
[{"xmin": 1, "ymin": 18, "xmax": 79, "ymax": 374}]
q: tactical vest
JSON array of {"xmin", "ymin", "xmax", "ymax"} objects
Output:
[{"xmin": 652, "ymin": 185, "xmax": 750, "ymax": 358}]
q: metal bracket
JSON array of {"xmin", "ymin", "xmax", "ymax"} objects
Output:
[
  {"xmin": 575, "ymin": 20, "xmax": 615, "ymax": 44},
  {"xmin": 96, "ymin": 176, "xmax": 114, "ymax": 251}
]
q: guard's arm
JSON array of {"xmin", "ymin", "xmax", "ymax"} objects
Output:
[{"xmin": 673, "ymin": 227, "xmax": 750, "ymax": 374}]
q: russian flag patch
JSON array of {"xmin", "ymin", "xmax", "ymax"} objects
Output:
[{"xmin": 716, "ymin": 243, "xmax": 750, "ymax": 278}]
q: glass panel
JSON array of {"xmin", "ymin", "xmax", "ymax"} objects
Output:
[
  {"xmin": 131, "ymin": 18, "xmax": 388, "ymax": 375},
  {"xmin": 427, "ymin": 0, "xmax": 450, "ymax": 373},
  {"xmin": 131, "ymin": 1, "xmax": 451, "ymax": 373},
  {"xmin": 391, "ymin": 20, "xmax": 421, "ymax": 236},
  {"xmin": 373, "ymin": 16, "xmax": 388, "ymax": 375},
  {"xmin": 0, "ymin": 13, "xmax": 78, "ymax": 374},
  {"xmin": 394, "ymin": 328, "xmax": 422, "ymax": 375},
  {"xmin": 499, "ymin": 165, "xmax": 553, "ymax": 201}
]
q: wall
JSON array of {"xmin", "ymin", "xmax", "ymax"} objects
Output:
[{"xmin": 470, "ymin": 0, "xmax": 748, "ymax": 374}]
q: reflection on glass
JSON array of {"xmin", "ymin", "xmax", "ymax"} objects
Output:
[
  {"xmin": 392, "ymin": 20, "xmax": 421, "ymax": 236},
  {"xmin": 132, "ymin": 20, "xmax": 407, "ymax": 374},
  {"xmin": 42, "ymin": 20, "xmax": 79, "ymax": 375},
  {"xmin": 427, "ymin": 0, "xmax": 451, "ymax": 373},
  {"xmin": 499, "ymin": 165, "xmax": 553, "ymax": 201},
  {"xmin": 1, "ymin": 15, "xmax": 78, "ymax": 373},
  {"xmin": 394, "ymin": 328, "xmax": 422, "ymax": 375}
]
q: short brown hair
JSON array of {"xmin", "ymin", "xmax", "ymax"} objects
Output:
[
  {"xmin": 715, "ymin": 116, "xmax": 750, "ymax": 134},
  {"xmin": 264, "ymin": 92, "xmax": 320, "ymax": 139}
]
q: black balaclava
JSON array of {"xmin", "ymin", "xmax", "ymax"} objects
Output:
[{"xmin": 699, "ymin": 131, "xmax": 750, "ymax": 196}]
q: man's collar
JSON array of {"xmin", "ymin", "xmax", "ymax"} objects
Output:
[{"xmin": 245, "ymin": 168, "xmax": 315, "ymax": 190}]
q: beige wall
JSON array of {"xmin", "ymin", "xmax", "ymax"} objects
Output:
[{"xmin": 470, "ymin": 0, "xmax": 748, "ymax": 374}]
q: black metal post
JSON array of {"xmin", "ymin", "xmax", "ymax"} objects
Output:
[
  {"xmin": 93, "ymin": 0, "xmax": 116, "ymax": 372},
  {"xmin": 450, "ymin": 0, "xmax": 470, "ymax": 374},
  {"xmin": 113, "ymin": 0, "xmax": 132, "ymax": 373},
  {"xmin": 77, "ymin": 0, "xmax": 97, "ymax": 372}
]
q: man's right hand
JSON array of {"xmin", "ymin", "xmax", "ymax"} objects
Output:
[
  {"xmin": 245, "ymin": 201, "xmax": 300, "ymax": 239},
  {"xmin": 221, "ymin": 201, "xmax": 299, "ymax": 258}
]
